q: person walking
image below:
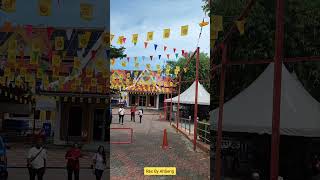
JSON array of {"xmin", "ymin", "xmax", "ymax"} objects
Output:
[
  {"xmin": 27, "ymin": 138, "xmax": 47, "ymax": 180},
  {"xmin": 65, "ymin": 143, "xmax": 82, "ymax": 180},
  {"xmin": 92, "ymin": 146, "xmax": 107, "ymax": 180},
  {"xmin": 118, "ymin": 106, "xmax": 125, "ymax": 125},
  {"xmin": 130, "ymin": 106, "xmax": 136, "ymax": 122},
  {"xmin": 138, "ymin": 108, "xmax": 143, "ymax": 123}
]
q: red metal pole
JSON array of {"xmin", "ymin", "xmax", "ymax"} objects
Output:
[
  {"xmin": 169, "ymin": 90, "xmax": 173, "ymax": 125},
  {"xmin": 214, "ymin": 44, "xmax": 227, "ymax": 180},
  {"xmin": 270, "ymin": 0, "xmax": 284, "ymax": 179},
  {"xmin": 164, "ymin": 95, "xmax": 167, "ymax": 121},
  {"xmin": 193, "ymin": 47, "xmax": 200, "ymax": 151},
  {"xmin": 177, "ymin": 75, "xmax": 182, "ymax": 129}
]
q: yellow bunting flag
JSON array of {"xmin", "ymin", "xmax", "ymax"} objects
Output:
[
  {"xmin": 78, "ymin": 34, "xmax": 88, "ymax": 48},
  {"xmin": 163, "ymin": 29, "xmax": 170, "ymax": 39},
  {"xmin": 85, "ymin": 32, "xmax": 91, "ymax": 42},
  {"xmin": 121, "ymin": 61, "xmax": 127, "ymax": 67},
  {"xmin": 146, "ymin": 64, "xmax": 151, "ymax": 70},
  {"xmin": 211, "ymin": 15, "xmax": 223, "ymax": 32},
  {"xmin": 86, "ymin": 67, "xmax": 93, "ymax": 78},
  {"xmin": 1, "ymin": 0, "xmax": 16, "ymax": 12},
  {"xmin": 8, "ymin": 40, "xmax": 17, "ymax": 50},
  {"xmin": 30, "ymin": 51, "xmax": 40, "ymax": 65},
  {"xmin": 80, "ymin": 3, "xmax": 93, "ymax": 20},
  {"xmin": 73, "ymin": 57, "xmax": 81, "ymax": 69},
  {"xmin": 7, "ymin": 50, "xmax": 16, "ymax": 64},
  {"xmin": 50, "ymin": 111, "xmax": 56, "ymax": 121},
  {"xmin": 39, "ymin": 0, "xmax": 52, "ymax": 16},
  {"xmin": 75, "ymin": 78, "xmax": 81, "ymax": 86},
  {"xmin": 52, "ymin": 67, "xmax": 59, "ymax": 78},
  {"xmin": 181, "ymin": 25, "xmax": 189, "ymax": 36},
  {"xmin": 235, "ymin": 20, "xmax": 246, "ymax": 35},
  {"xmin": 40, "ymin": 110, "xmax": 46, "ymax": 121},
  {"xmin": 55, "ymin": 36, "xmax": 64, "ymax": 50},
  {"xmin": 147, "ymin": 32, "xmax": 153, "ymax": 41},
  {"xmin": 134, "ymin": 62, "xmax": 139, "ymax": 68},
  {"xmin": 37, "ymin": 69, "xmax": 44, "ymax": 79},
  {"xmin": 20, "ymin": 68, "xmax": 26, "ymax": 77},
  {"xmin": 110, "ymin": 34, "xmax": 114, "ymax": 43},
  {"xmin": 111, "ymin": 58, "xmax": 115, "ymax": 66},
  {"xmin": 117, "ymin": 36, "xmax": 124, "ymax": 45},
  {"xmin": 52, "ymin": 54, "xmax": 61, "ymax": 67},
  {"xmin": 132, "ymin": 34, "xmax": 138, "ymax": 44}
]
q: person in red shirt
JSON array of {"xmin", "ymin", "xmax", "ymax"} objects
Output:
[
  {"xmin": 65, "ymin": 143, "xmax": 82, "ymax": 180},
  {"xmin": 130, "ymin": 105, "xmax": 136, "ymax": 122}
]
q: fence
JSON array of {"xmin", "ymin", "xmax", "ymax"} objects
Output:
[
  {"xmin": 180, "ymin": 116, "xmax": 192, "ymax": 134},
  {"xmin": 197, "ymin": 119, "xmax": 210, "ymax": 144}
]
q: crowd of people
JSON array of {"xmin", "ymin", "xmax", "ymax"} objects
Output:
[{"xmin": 26, "ymin": 138, "xmax": 108, "ymax": 180}]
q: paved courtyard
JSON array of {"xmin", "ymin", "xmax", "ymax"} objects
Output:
[{"xmin": 110, "ymin": 109, "xmax": 210, "ymax": 179}]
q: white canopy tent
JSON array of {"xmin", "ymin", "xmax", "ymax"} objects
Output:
[
  {"xmin": 164, "ymin": 81, "xmax": 210, "ymax": 105},
  {"xmin": 210, "ymin": 63, "xmax": 320, "ymax": 137}
]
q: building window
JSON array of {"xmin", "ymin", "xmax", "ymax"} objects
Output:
[{"xmin": 149, "ymin": 96, "xmax": 155, "ymax": 107}]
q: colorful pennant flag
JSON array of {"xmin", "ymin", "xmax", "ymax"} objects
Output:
[
  {"xmin": 117, "ymin": 36, "xmax": 124, "ymax": 45},
  {"xmin": 39, "ymin": 0, "xmax": 52, "ymax": 16},
  {"xmin": 86, "ymin": 67, "xmax": 93, "ymax": 78},
  {"xmin": 158, "ymin": 55, "xmax": 161, "ymax": 60},
  {"xmin": 78, "ymin": 34, "xmax": 88, "ymax": 48},
  {"xmin": 122, "ymin": 37, "xmax": 127, "ymax": 44},
  {"xmin": 167, "ymin": 54, "xmax": 170, "ymax": 59},
  {"xmin": 144, "ymin": 42, "xmax": 148, "ymax": 48},
  {"xmin": 154, "ymin": 44, "xmax": 158, "ymax": 51},
  {"xmin": 55, "ymin": 36, "xmax": 64, "ymax": 50},
  {"xmin": 212, "ymin": 15, "xmax": 223, "ymax": 32},
  {"xmin": 132, "ymin": 34, "xmax": 138, "ymax": 44},
  {"xmin": 199, "ymin": 19, "xmax": 209, "ymax": 27},
  {"xmin": 181, "ymin": 25, "xmax": 189, "ymax": 36},
  {"xmin": 73, "ymin": 57, "xmax": 81, "ymax": 69},
  {"xmin": 175, "ymin": 53, "xmax": 178, "ymax": 59},
  {"xmin": 147, "ymin": 32, "xmax": 153, "ymax": 41},
  {"xmin": 150, "ymin": 56, "xmax": 153, "ymax": 61},
  {"xmin": 164, "ymin": 46, "xmax": 167, "ymax": 51},
  {"xmin": 30, "ymin": 51, "xmax": 40, "ymax": 65},
  {"xmin": 173, "ymin": 48, "xmax": 176, "ymax": 53},
  {"xmin": 163, "ymin": 29, "xmax": 170, "ymax": 39},
  {"xmin": 80, "ymin": 3, "xmax": 93, "ymax": 20}
]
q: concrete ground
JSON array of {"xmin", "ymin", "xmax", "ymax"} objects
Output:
[{"xmin": 4, "ymin": 109, "xmax": 210, "ymax": 179}]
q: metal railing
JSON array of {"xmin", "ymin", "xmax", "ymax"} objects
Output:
[
  {"xmin": 180, "ymin": 116, "xmax": 192, "ymax": 134},
  {"xmin": 197, "ymin": 119, "xmax": 210, "ymax": 144}
]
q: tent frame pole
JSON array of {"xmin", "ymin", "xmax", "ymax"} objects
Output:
[
  {"xmin": 270, "ymin": 0, "xmax": 284, "ymax": 179},
  {"xmin": 193, "ymin": 47, "xmax": 200, "ymax": 151},
  {"xmin": 169, "ymin": 90, "xmax": 173, "ymax": 125},
  {"xmin": 177, "ymin": 75, "xmax": 182, "ymax": 129},
  {"xmin": 214, "ymin": 43, "xmax": 228, "ymax": 180}
]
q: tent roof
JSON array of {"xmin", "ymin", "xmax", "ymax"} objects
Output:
[
  {"xmin": 210, "ymin": 63, "xmax": 320, "ymax": 137},
  {"xmin": 164, "ymin": 81, "xmax": 210, "ymax": 105}
]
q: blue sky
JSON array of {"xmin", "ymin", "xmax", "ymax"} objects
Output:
[
  {"xmin": 0, "ymin": 0, "xmax": 107, "ymax": 28},
  {"xmin": 110, "ymin": 0, "xmax": 210, "ymax": 70}
]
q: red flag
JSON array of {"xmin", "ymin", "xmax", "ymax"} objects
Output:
[
  {"xmin": 164, "ymin": 46, "xmax": 167, "ymax": 51},
  {"xmin": 182, "ymin": 50, "xmax": 185, "ymax": 55},
  {"xmin": 144, "ymin": 42, "xmax": 148, "ymax": 48},
  {"xmin": 173, "ymin": 48, "xmax": 176, "ymax": 53},
  {"xmin": 150, "ymin": 56, "xmax": 153, "ymax": 60},
  {"xmin": 25, "ymin": 25, "xmax": 33, "ymax": 37},
  {"xmin": 47, "ymin": 27, "xmax": 54, "ymax": 39},
  {"xmin": 123, "ymin": 38, "xmax": 127, "ymax": 44},
  {"xmin": 166, "ymin": 54, "xmax": 170, "ymax": 59}
]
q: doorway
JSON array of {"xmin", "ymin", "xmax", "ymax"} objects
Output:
[
  {"xmin": 68, "ymin": 107, "xmax": 82, "ymax": 136},
  {"xmin": 93, "ymin": 109, "xmax": 105, "ymax": 141},
  {"xmin": 139, "ymin": 96, "xmax": 146, "ymax": 107}
]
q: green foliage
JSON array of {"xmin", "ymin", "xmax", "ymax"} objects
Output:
[
  {"xmin": 167, "ymin": 52, "xmax": 210, "ymax": 93},
  {"xmin": 203, "ymin": 0, "xmax": 320, "ymax": 106},
  {"xmin": 110, "ymin": 46, "xmax": 127, "ymax": 59}
]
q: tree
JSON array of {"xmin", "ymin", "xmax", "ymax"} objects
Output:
[
  {"xmin": 203, "ymin": 0, "xmax": 320, "ymax": 107},
  {"xmin": 167, "ymin": 52, "xmax": 210, "ymax": 93},
  {"xmin": 110, "ymin": 46, "xmax": 127, "ymax": 59}
]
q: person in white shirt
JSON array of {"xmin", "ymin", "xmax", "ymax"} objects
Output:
[
  {"xmin": 118, "ymin": 106, "xmax": 125, "ymax": 125},
  {"xmin": 92, "ymin": 146, "xmax": 107, "ymax": 180},
  {"xmin": 27, "ymin": 138, "xmax": 47, "ymax": 180},
  {"xmin": 138, "ymin": 109, "xmax": 143, "ymax": 123}
]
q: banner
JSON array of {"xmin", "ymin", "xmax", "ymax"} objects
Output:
[
  {"xmin": 78, "ymin": 34, "xmax": 88, "ymax": 48},
  {"xmin": 147, "ymin": 32, "xmax": 154, "ymax": 41},
  {"xmin": 73, "ymin": 57, "xmax": 81, "ymax": 69},
  {"xmin": 39, "ymin": 0, "xmax": 52, "ymax": 16},
  {"xmin": 80, "ymin": 3, "xmax": 93, "ymax": 21},
  {"xmin": 52, "ymin": 54, "xmax": 61, "ymax": 67},
  {"xmin": 163, "ymin": 28, "xmax": 170, "ymax": 39},
  {"xmin": 132, "ymin": 34, "xmax": 138, "ymax": 44},
  {"xmin": 55, "ymin": 36, "xmax": 64, "ymax": 50},
  {"xmin": 181, "ymin": 25, "xmax": 189, "ymax": 36},
  {"xmin": 1, "ymin": 0, "xmax": 16, "ymax": 12}
]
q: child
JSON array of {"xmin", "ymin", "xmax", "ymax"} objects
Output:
[{"xmin": 138, "ymin": 109, "xmax": 143, "ymax": 123}]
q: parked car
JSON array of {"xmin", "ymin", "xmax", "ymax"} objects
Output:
[{"xmin": 0, "ymin": 136, "xmax": 8, "ymax": 180}]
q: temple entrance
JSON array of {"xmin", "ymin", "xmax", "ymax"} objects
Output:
[
  {"xmin": 93, "ymin": 109, "xmax": 105, "ymax": 141},
  {"xmin": 68, "ymin": 106, "xmax": 82, "ymax": 137}
]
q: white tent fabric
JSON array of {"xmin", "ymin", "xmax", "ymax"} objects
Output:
[
  {"xmin": 210, "ymin": 63, "xmax": 320, "ymax": 137},
  {"xmin": 164, "ymin": 81, "xmax": 210, "ymax": 105}
]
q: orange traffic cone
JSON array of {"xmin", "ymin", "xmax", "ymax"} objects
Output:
[{"xmin": 162, "ymin": 129, "xmax": 168, "ymax": 149}]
